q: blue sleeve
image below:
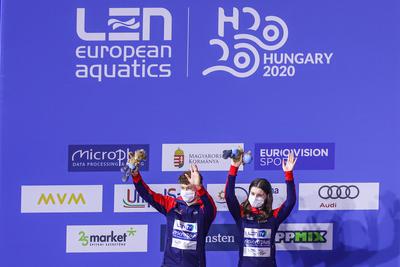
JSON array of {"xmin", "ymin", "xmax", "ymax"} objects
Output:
[
  {"xmin": 273, "ymin": 171, "xmax": 296, "ymax": 224},
  {"xmin": 224, "ymin": 165, "xmax": 242, "ymax": 223},
  {"xmin": 197, "ymin": 186, "xmax": 217, "ymax": 230}
]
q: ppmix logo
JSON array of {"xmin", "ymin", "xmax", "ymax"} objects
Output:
[
  {"xmin": 75, "ymin": 7, "xmax": 173, "ymax": 81},
  {"xmin": 162, "ymin": 143, "xmax": 244, "ymax": 171},
  {"xmin": 66, "ymin": 225, "xmax": 148, "ymax": 253},
  {"xmin": 207, "ymin": 183, "xmax": 286, "ymax": 211},
  {"xmin": 161, "ymin": 224, "xmax": 333, "ymax": 251},
  {"xmin": 203, "ymin": 7, "xmax": 334, "ymax": 78},
  {"xmin": 114, "ymin": 184, "xmax": 180, "ymax": 212},
  {"xmin": 254, "ymin": 143, "xmax": 335, "ymax": 170},
  {"xmin": 68, "ymin": 144, "xmax": 149, "ymax": 172},
  {"xmin": 21, "ymin": 185, "xmax": 103, "ymax": 213},
  {"xmin": 276, "ymin": 223, "xmax": 333, "ymax": 250},
  {"xmin": 299, "ymin": 183, "xmax": 380, "ymax": 210}
]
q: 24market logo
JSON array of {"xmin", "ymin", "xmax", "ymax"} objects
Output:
[
  {"xmin": 203, "ymin": 7, "xmax": 333, "ymax": 78},
  {"xmin": 78, "ymin": 228, "xmax": 137, "ymax": 247}
]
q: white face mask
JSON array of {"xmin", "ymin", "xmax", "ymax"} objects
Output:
[
  {"xmin": 248, "ymin": 194, "xmax": 265, "ymax": 208},
  {"xmin": 181, "ymin": 189, "xmax": 196, "ymax": 203}
]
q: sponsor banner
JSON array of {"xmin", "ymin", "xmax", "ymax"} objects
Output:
[
  {"xmin": 66, "ymin": 225, "xmax": 148, "ymax": 253},
  {"xmin": 161, "ymin": 224, "xmax": 238, "ymax": 251},
  {"xmin": 114, "ymin": 184, "xmax": 179, "ymax": 212},
  {"xmin": 276, "ymin": 223, "xmax": 333, "ymax": 251},
  {"xmin": 299, "ymin": 183, "xmax": 379, "ymax": 210},
  {"xmin": 254, "ymin": 143, "xmax": 335, "ymax": 170},
  {"xmin": 161, "ymin": 223, "xmax": 333, "ymax": 251},
  {"xmin": 21, "ymin": 185, "xmax": 103, "ymax": 213},
  {"xmin": 207, "ymin": 183, "xmax": 286, "ymax": 211},
  {"xmin": 162, "ymin": 143, "xmax": 244, "ymax": 171},
  {"xmin": 68, "ymin": 144, "xmax": 149, "ymax": 172}
]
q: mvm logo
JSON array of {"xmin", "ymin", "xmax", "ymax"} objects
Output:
[
  {"xmin": 38, "ymin": 193, "xmax": 86, "ymax": 205},
  {"xmin": 21, "ymin": 185, "xmax": 103, "ymax": 213}
]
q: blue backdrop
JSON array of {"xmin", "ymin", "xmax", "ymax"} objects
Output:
[{"xmin": 1, "ymin": 0, "xmax": 399, "ymax": 266}]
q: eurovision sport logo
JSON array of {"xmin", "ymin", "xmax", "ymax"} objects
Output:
[
  {"xmin": 207, "ymin": 183, "xmax": 287, "ymax": 211},
  {"xmin": 202, "ymin": 7, "xmax": 334, "ymax": 78},
  {"xmin": 254, "ymin": 143, "xmax": 335, "ymax": 170},
  {"xmin": 161, "ymin": 223, "xmax": 333, "ymax": 251},
  {"xmin": 66, "ymin": 225, "xmax": 148, "ymax": 253},
  {"xmin": 68, "ymin": 144, "xmax": 149, "ymax": 172},
  {"xmin": 299, "ymin": 183, "xmax": 380, "ymax": 210},
  {"xmin": 162, "ymin": 143, "xmax": 244, "ymax": 171},
  {"xmin": 114, "ymin": 184, "xmax": 180, "ymax": 212}
]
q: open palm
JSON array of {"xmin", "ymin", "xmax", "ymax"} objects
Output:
[
  {"xmin": 185, "ymin": 164, "xmax": 201, "ymax": 186},
  {"xmin": 282, "ymin": 152, "xmax": 297, "ymax": 172}
]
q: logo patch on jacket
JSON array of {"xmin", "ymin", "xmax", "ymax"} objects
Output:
[
  {"xmin": 243, "ymin": 228, "xmax": 271, "ymax": 257},
  {"xmin": 171, "ymin": 219, "xmax": 198, "ymax": 250}
]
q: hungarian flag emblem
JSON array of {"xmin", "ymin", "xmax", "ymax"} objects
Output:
[{"xmin": 174, "ymin": 148, "xmax": 184, "ymax": 168}]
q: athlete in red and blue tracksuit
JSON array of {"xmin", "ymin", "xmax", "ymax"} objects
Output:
[
  {"xmin": 224, "ymin": 155, "xmax": 297, "ymax": 267},
  {"xmin": 132, "ymin": 166, "xmax": 216, "ymax": 267}
]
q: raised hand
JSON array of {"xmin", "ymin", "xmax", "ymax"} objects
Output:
[
  {"xmin": 282, "ymin": 152, "xmax": 297, "ymax": 172},
  {"xmin": 131, "ymin": 168, "xmax": 139, "ymax": 177},
  {"xmin": 185, "ymin": 164, "xmax": 202, "ymax": 186},
  {"xmin": 231, "ymin": 153, "xmax": 243, "ymax": 168}
]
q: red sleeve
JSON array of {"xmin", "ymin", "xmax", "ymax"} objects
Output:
[{"xmin": 132, "ymin": 172, "xmax": 176, "ymax": 214}]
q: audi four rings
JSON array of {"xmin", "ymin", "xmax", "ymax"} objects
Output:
[{"xmin": 318, "ymin": 185, "xmax": 360, "ymax": 199}]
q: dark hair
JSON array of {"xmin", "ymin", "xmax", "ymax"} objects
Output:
[
  {"xmin": 178, "ymin": 171, "xmax": 203, "ymax": 185},
  {"xmin": 241, "ymin": 178, "xmax": 273, "ymax": 222}
]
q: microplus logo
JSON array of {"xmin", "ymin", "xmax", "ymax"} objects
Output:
[
  {"xmin": 67, "ymin": 225, "xmax": 148, "ymax": 253},
  {"xmin": 254, "ymin": 143, "xmax": 335, "ymax": 170},
  {"xmin": 75, "ymin": 7, "xmax": 173, "ymax": 81},
  {"xmin": 68, "ymin": 144, "xmax": 149, "ymax": 172},
  {"xmin": 203, "ymin": 7, "xmax": 333, "ymax": 78}
]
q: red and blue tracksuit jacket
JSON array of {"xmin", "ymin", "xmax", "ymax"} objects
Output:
[
  {"xmin": 132, "ymin": 172, "xmax": 217, "ymax": 267},
  {"xmin": 224, "ymin": 165, "xmax": 296, "ymax": 267}
]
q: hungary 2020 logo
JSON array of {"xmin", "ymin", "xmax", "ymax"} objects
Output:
[{"xmin": 203, "ymin": 7, "xmax": 333, "ymax": 78}]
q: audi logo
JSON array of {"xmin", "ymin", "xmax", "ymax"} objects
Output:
[{"xmin": 318, "ymin": 185, "xmax": 360, "ymax": 199}]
